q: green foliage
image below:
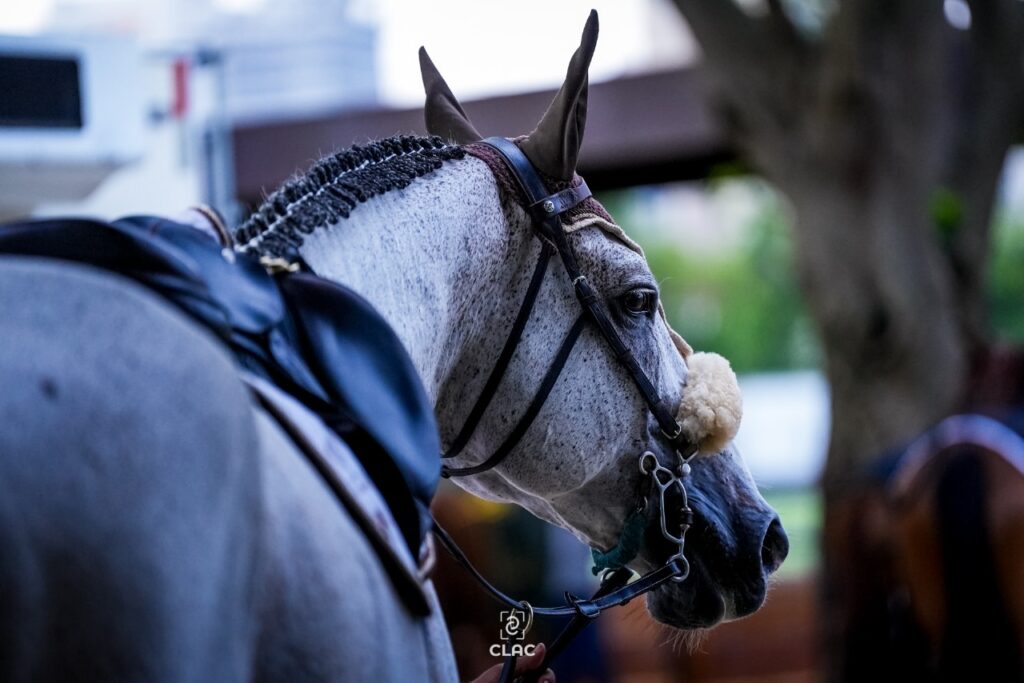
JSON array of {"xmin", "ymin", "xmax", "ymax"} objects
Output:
[
  {"xmin": 989, "ymin": 212, "xmax": 1024, "ymax": 343},
  {"xmin": 600, "ymin": 179, "xmax": 1024, "ymax": 371},
  {"xmin": 599, "ymin": 183, "xmax": 820, "ymax": 373},
  {"xmin": 763, "ymin": 487, "xmax": 821, "ymax": 577},
  {"xmin": 931, "ymin": 187, "xmax": 964, "ymax": 242},
  {"xmin": 707, "ymin": 161, "xmax": 749, "ymax": 181}
]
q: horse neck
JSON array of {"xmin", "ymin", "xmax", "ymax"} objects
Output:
[{"xmin": 296, "ymin": 160, "xmax": 526, "ymax": 403}]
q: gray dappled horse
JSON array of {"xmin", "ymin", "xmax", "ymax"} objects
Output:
[{"xmin": 0, "ymin": 13, "xmax": 787, "ymax": 682}]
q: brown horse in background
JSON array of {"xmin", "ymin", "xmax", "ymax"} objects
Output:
[{"xmin": 839, "ymin": 347, "xmax": 1024, "ymax": 681}]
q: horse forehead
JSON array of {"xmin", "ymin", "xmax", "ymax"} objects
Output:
[{"xmin": 568, "ymin": 220, "xmax": 650, "ymax": 280}]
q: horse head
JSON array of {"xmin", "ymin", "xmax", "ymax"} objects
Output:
[{"xmin": 421, "ymin": 11, "xmax": 788, "ymax": 630}]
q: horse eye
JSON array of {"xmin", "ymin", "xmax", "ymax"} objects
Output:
[{"xmin": 621, "ymin": 289, "xmax": 656, "ymax": 316}]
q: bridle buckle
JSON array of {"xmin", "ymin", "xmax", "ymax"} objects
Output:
[{"xmin": 661, "ymin": 421, "xmax": 683, "ymax": 441}]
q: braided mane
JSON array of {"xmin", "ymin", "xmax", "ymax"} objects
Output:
[{"xmin": 235, "ymin": 135, "xmax": 465, "ymax": 258}]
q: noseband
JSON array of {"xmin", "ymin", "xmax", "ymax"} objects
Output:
[{"xmin": 434, "ymin": 138, "xmax": 698, "ymax": 681}]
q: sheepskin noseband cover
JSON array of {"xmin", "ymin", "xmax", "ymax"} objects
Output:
[{"xmin": 677, "ymin": 352, "xmax": 742, "ymax": 456}]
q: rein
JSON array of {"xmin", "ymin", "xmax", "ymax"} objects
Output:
[{"xmin": 435, "ymin": 137, "xmax": 698, "ymax": 682}]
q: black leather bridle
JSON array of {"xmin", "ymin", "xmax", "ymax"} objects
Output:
[
  {"xmin": 434, "ymin": 137, "xmax": 699, "ymax": 682},
  {"xmin": 441, "ymin": 137, "xmax": 696, "ymax": 477}
]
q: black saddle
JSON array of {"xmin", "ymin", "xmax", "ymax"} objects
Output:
[{"xmin": 0, "ymin": 215, "xmax": 440, "ymax": 558}]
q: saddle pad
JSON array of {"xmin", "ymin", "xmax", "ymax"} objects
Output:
[
  {"xmin": 0, "ymin": 215, "xmax": 441, "ymax": 557},
  {"xmin": 891, "ymin": 413, "xmax": 1024, "ymax": 496},
  {"xmin": 244, "ymin": 372, "xmax": 435, "ymax": 615}
]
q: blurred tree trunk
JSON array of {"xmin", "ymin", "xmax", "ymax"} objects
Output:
[{"xmin": 669, "ymin": 0, "xmax": 1024, "ymax": 679}]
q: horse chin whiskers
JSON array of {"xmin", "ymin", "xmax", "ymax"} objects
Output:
[{"xmin": 658, "ymin": 622, "xmax": 709, "ymax": 655}]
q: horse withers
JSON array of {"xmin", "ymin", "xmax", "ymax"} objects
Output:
[{"xmin": 0, "ymin": 12, "xmax": 787, "ymax": 681}]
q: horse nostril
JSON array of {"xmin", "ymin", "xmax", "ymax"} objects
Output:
[{"xmin": 761, "ymin": 516, "xmax": 789, "ymax": 575}]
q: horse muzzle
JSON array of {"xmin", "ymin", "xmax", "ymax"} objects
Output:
[{"xmin": 640, "ymin": 449, "xmax": 789, "ymax": 629}]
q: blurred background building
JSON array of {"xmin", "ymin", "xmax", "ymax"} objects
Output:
[{"xmin": 2, "ymin": 1, "xmax": 1023, "ymax": 681}]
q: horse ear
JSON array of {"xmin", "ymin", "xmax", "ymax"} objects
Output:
[
  {"xmin": 419, "ymin": 47, "xmax": 482, "ymax": 144},
  {"xmin": 520, "ymin": 10, "xmax": 598, "ymax": 181}
]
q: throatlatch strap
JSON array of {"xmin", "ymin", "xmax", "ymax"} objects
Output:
[
  {"xmin": 442, "ymin": 314, "xmax": 587, "ymax": 478},
  {"xmin": 443, "ymin": 242, "xmax": 554, "ymax": 460}
]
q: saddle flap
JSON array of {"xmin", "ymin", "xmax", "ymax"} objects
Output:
[{"xmin": 277, "ymin": 273, "xmax": 442, "ymax": 550}]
